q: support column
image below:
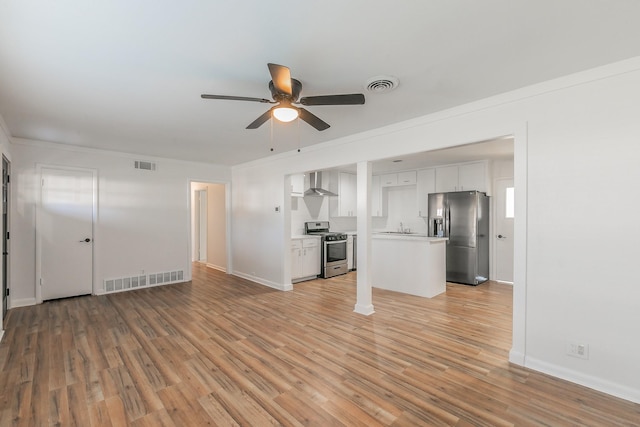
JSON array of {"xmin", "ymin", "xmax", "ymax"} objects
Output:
[{"xmin": 354, "ymin": 161, "xmax": 375, "ymax": 315}]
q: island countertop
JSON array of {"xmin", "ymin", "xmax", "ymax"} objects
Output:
[{"xmin": 373, "ymin": 233, "xmax": 448, "ymax": 243}]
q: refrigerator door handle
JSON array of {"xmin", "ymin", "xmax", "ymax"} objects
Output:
[{"xmin": 447, "ymin": 207, "xmax": 451, "ymax": 241}]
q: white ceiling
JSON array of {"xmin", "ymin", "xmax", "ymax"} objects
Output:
[{"xmin": 1, "ymin": 1, "xmax": 640, "ymax": 166}]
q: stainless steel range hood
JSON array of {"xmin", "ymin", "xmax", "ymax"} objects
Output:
[{"xmin": 304, "ymin": 172, "xmax": 338, "ymax": 197}]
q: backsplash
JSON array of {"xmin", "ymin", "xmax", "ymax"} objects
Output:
[{"xmin": 290, "ymin": 191, "xmax": 428, "ymax": 235}]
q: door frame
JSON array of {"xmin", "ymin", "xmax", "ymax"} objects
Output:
[
  {"xmin": 195, "ymin": 188, "xmax": 208, "ymax": 262},
  {"xmin": 35, "ymin": 164, "xmax": 98, "ymax": 304},
  {"xmin": 187, "ymin": 180, "xmax": 231, "ymax": 278},
  {"xmin": 2, "ymin": 155, "xmax": 9, "ymax": 322}
]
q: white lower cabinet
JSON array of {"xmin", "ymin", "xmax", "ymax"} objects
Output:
[
  {"xmin": 292, "ymin": 238, "xmax": 320, "ymax": 282},
  {"xmin": 347, "ymin": 235, "xmax": 354, "ymax": 270}
]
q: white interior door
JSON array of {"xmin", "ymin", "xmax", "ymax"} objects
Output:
[
  {"xmin": 40, "ymin": 167, "xmax": 94, "ymax": 300},
  {"xmin": 494, "ymin": 178, "xmax": 514, "ymax": 283}
]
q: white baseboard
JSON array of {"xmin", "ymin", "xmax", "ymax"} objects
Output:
[
  {"xmin": 232, "ymin": 271, "xmax": 292, "ymax": 291},
  {"xmin": 525, "ymin": 356, "xmax": 640, "ymax": 404},
  {"xmin": 206, "ymin": 263, "xmax": 227, "ymax": 273},
  {"xmin": 10, "ymin": 298, "xmax": 37, "ymax": 308},
  {"xmin": 509, "ymin": 349, "xmax": 526, "ymax": 366},
  {"xmin": 0, "ymin": 329, "xmax": 4, "ymax": 343}
]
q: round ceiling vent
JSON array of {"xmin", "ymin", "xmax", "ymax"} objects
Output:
[{"xmin": 365, "ymin": 75, "xmax": 399, "ymax": 93}]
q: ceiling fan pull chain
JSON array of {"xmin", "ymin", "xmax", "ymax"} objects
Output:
[
  {"xmin": 269, "ymin": 114, "xmax": 274, "ymax": 152},
  {"xmin": 297, "ymin": 118, "xmax": 301, "ymax": 153}
]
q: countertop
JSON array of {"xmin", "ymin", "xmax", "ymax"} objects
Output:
[
  {"xmin": 372, "ymin": 233, "xmax": 448, "ymax": 243},
  {"xmin": 291, "ymin": 235, "xmax": 322, "ymax": 240}
]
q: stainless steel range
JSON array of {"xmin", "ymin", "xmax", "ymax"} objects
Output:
[{"xmin": 304, "ymin": 221, "xmax": 348, "ymax": 278}]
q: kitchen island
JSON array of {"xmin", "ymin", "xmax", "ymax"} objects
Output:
[{"xmin": 372, "ymin": 233, "xmax": 448, "ymax": 298}]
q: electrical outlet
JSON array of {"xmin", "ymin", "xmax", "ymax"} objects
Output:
[{"xmin": 567, "ymin": 342, "xmax": 589, "ymax": 359}]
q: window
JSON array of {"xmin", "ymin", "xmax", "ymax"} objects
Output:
[{"xmin": 505, "ymin": 187, "xmax": 515, "ymax": 218}]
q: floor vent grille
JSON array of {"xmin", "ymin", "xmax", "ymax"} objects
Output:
[{"xmin": 104, "ymin": 270, "xmax": 183, "ymax": 294}]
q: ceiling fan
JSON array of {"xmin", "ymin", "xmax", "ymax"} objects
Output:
[{"xmin": 201, "ymin": 63, "xmax": 365, "ymax": 131}]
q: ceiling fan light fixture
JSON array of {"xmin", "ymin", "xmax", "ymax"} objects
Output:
[{"xmin": 273, "ymin": 106, "xmax": 299, "ymax": 122}]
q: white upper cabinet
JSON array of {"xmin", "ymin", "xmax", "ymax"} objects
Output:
[
  {"xmin": 435, "ymin": 165, "xmax": 459, "ymax": 192},
  {"xmin": 329, "ymin": 172, "xmax": 357, "ymax": 217},
  {"xmin": 458, "ymin": 162, "xmax": 487, "ymax": 192},
  {"xmin": 435, "ymin": 162, "xmax": 487, "ymax": 193},
  {"xmin": 416, "ymin": 168, "xmax": 435, "ymax": 217},
  {"xmin": 397, "ymin": 171, "xmax": 417, "ymax": 185},
  {"xmin": 380, "ymin": 171, "xmax": 417, "ymax": 187},
  {"xmin": 371, "ymin": 175, "xmax": 387, "ymax": 217},
  {"xmin": 379, "ymin": 173, "xmax": 398, "ymax": 187},
  {"xmin": 291, "ymin": 173, "xmax": 305, "ymax": 197}
]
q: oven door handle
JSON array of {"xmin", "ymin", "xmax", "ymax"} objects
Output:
[{"xmin": 325, "ymin": 240, "xmax": 346, "ymax": 245}]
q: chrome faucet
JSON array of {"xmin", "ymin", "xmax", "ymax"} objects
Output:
[{"xmin": 399, "ymin": 222, "xmax": 404, "ymax": 233}]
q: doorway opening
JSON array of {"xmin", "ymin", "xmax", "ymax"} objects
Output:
[{"xmin": 190, "ymin": 182, "xmax": 229, "ymax": 275}]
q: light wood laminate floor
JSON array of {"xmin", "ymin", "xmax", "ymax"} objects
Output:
[{"xmin": 0, "ymin": 264, "xmax": 638, "ymax": 426}]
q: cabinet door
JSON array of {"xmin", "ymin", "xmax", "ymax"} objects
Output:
[
  {"xmin": 371, "ymin": 175, "xmax": 381, "ymax": 217},
  {"xmin": 338, "ymin": 172, "xmax": 357, "ymax": 216},
  {"xmin": 458, "ymin": 162, "xmax": 486, "ymax": 192},
  {"xmin": 291, "ymin": 240, "xmax": 303, "ymax": 279},
  {"xmin": 397, "ymin": 171, "xmax": 417, "ymax": 185},
  {"xmin": 291, "ymin": 174, "xmax": 305, "ymax": 197},
  {"xmin": 435, "ymin": 166, "xmax": 459, "ymax": 192},
  {"xmin": 380, "ymin": 173, "xmax": 398, "ymax": 187},
  {"xmin": 346, "ymin": 235, "xmax": 354, "ymax": 269},
  {"xmin": 417, "ymin": 168, "xmax": 435, "ymax": 217},
  {"xmin": 302, "ymin": 242, "xmax": 320, "ymax": 277}
]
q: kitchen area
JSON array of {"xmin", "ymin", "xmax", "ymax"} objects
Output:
[{"xmin": 290, "ymin": 138, "xmax": 514, "ymax": 298}]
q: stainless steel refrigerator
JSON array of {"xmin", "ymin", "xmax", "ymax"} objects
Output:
[{"xmin": 428, "ymin": 191, "xmax": 490, "ymax": 285}]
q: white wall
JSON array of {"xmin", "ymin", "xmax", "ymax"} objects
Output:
[
  {"xmin": 383, "ymin": 185, "xmax": 426, "ymax": 234},
  {"xmin": 11, "ymin": 139, "xmax": 231, "ymax": 305},
  {"xmin": 231, "ymin": 57, "xmax": 640, "ymax": 403}
]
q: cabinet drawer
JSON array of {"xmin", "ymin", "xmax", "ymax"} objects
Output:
[
  {"xmin": 291, "ymin": 239, "xmax": 303, "ymax": 249},
  {"xmin": 303, "ymin": 238, "xmax": 319, "ymax": 248}
]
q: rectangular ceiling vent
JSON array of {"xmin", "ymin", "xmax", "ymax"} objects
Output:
[{"xmin": 134, "ymin": 160, "xmax": 157, "ymax": 171}]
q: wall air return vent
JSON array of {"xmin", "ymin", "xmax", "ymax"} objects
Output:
[
  {"xmin": 134, "ymin": 160, "xmax": 157, "ymax": 171},
  {"xmin": 104, "ymin": 269, "xmax": 183, "ymax": 294}
]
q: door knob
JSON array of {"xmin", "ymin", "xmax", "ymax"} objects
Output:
[
  {"xmin": 80, "ymin": 238, "xmax": 91, "ymax": 242},
  {"xmin": 497, "ymin": 234, "xmax": 506, "ymax": 239}
]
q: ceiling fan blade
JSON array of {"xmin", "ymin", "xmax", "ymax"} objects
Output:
[
  {"xmin": 201, "ymin": 94, "xmax": 274, "ymax": 103},
  {"xmin": 299, "ymin": 93, "xmax": 365, "ymax": 106},
  {"xmin": 246, "ymin": 107, "xmax": 275, "ymax": 129},
  {"xmin": 267, "ymin": 63, "xmax": 292, "ymax": 96},
  {"xmin": 298, "ymin": 108, "xmax": 330, "ymax": 131}
]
